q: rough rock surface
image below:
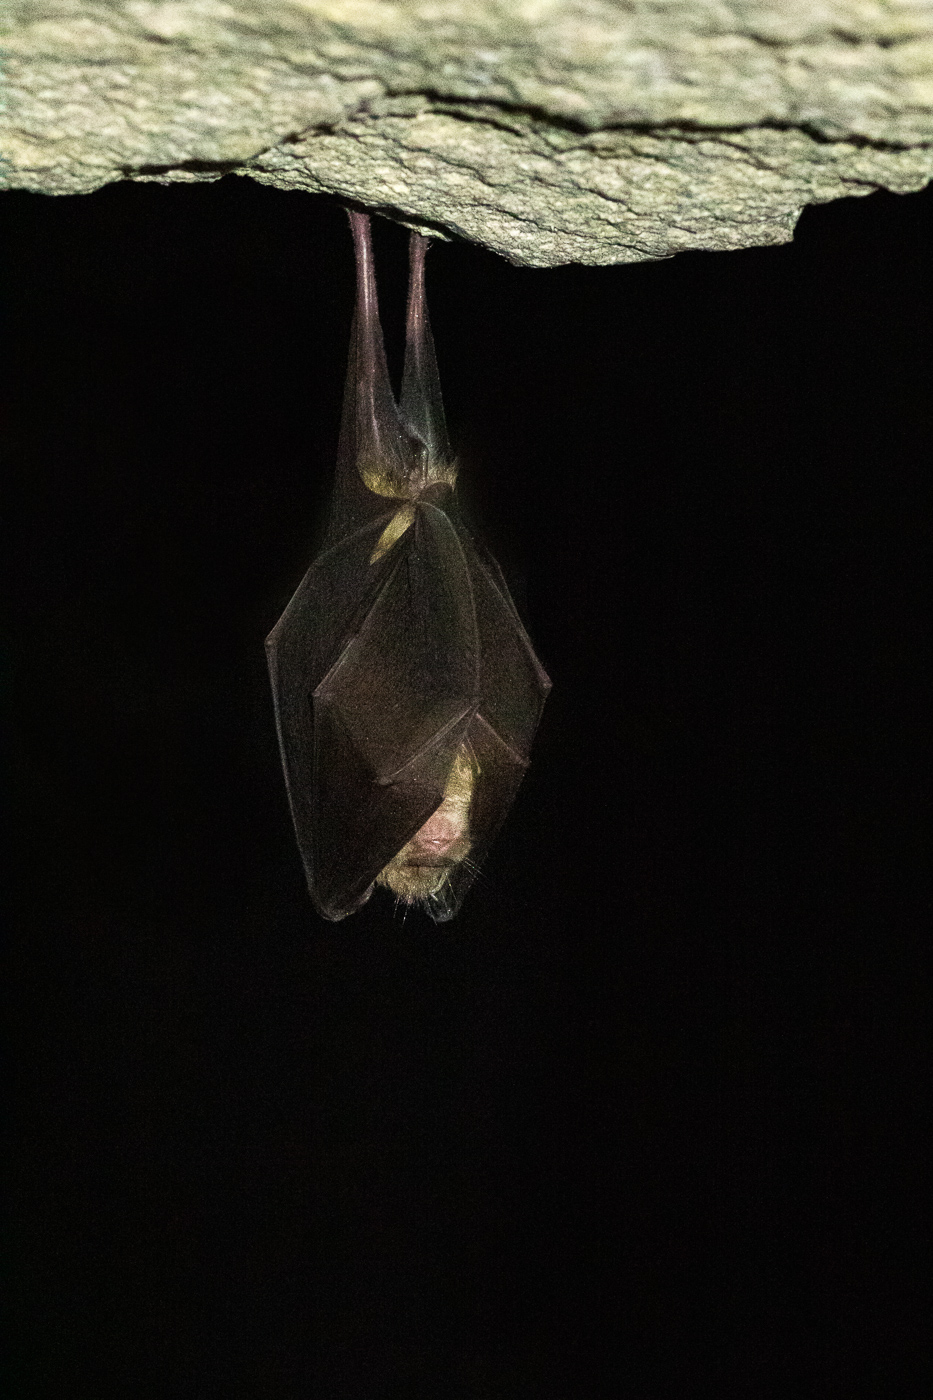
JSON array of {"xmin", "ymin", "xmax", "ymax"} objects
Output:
[{"xmin": 3, "ymin": 1, "xmax": 933, "ymax": 266}]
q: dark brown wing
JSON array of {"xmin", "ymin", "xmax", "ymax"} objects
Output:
[
  {"xmin": 424, "ymin": 525, "xmax": 552, "ymax": 921},
  {"xmin": 267, "ymin": 504, "xmax": 480, "ymax": 920}
]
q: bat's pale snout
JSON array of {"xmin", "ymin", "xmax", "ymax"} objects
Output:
[
  {"xmin": 375, "ymin": 762, "xmax": 474, "ymax": 904},
  {"xmin": 409, "ymin": 807, "xmax": 461, "ymax": 861}
]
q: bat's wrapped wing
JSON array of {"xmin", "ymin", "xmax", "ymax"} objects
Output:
[
  {"xmin": 267, "ymin": 501, "xmax": 473, "ymax": 919},
  {"xmin": 267, "ymin": 496, "xmax": 549, "ymax": 921},
  {"xmin": 438, "ymin": 533, "xmax": 551, "ymax": 917}
]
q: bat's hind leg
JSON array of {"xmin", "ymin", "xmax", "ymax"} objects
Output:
[{"xmin": 400, "ymin": 232, "xmax": 456, "ymax": 488}]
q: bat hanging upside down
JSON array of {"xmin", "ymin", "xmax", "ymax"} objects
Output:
[{"xmin": 266, "ymin": 211, "xmax": 550, "ymax": 921}]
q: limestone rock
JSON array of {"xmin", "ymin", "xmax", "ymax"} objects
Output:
[{"xmin": 2, "ymin": 1, "xmax": 932, "ymax": 266}]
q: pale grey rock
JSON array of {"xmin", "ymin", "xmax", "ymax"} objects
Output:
[{"xmin": 2, "ymin": 1, "xmax": 932, "ymax": 265}]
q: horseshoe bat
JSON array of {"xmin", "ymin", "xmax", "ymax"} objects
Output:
[{"xmin": 266, "ymin": 212, "xmax": 550, "ymax": 922}]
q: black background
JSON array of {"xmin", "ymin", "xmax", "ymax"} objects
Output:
[{"xmin": 4, "ymin": 176, "xmax": 930, "ymax": 1397}]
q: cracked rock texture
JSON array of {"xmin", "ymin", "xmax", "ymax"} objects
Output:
[{"xmin": 2, "ymin": 1, "xmax": 933, "ymax": 266}]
